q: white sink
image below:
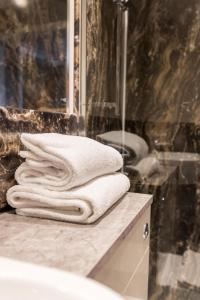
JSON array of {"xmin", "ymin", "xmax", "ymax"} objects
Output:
[{"xmin": 0, "ymin": 257, "xmax": 124, "ymax": 300}]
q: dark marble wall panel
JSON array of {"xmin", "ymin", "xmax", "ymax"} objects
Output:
[
  {"xmin": 126, "ymin": 0, "xmax": 200, "ymax": 149},
  {"xmin": 86, "ymin": 0, "xmax": 200, "ymax": 151},
  {"xmin": 86, "ymin": 0, "xmax": 118, "ymax": 120},
  {"xmin": 0, "ymin": 106, "xmax": 83, "ymax": 210},
  {"xmin": 125, "ymin": 1, "xmax": 200, "ymax": 297},
  {"xmin": 85, "ymin": 1, "xmax": 200, "ymax": 297}
]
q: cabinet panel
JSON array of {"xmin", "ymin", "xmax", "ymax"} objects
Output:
[
  {"xmin": 124, "ymin": 247, "xmax": 149, "ymax": 300},
  {"xmin": 93, "ymin": 207, "xmax": 150, "ymax": 293}
]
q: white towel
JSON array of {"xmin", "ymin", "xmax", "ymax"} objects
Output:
[
  {"xmin": 16, "ymin": 133, "xmax": 123, "ymax": 191},
  {"xmin": 97, "ymin": 131, "xmax": 149, "ymax": 164},
  {"xmin": 125, "ymin": 156, "xmax": 161, "ymax": 179},
  {"xmin": 7, "ymin": 173, "xmax": 130, "ymax": 224}
]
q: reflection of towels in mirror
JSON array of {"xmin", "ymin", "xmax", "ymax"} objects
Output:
[
  {"xmin": 97, "ymin": 131, "xmax": 149, "ymax": 164},
  {"xmin": 124, "ymin": 156, "xmax": 161, "ymax": 181},
  {"xmin": 105, "ymin": 143, "xmax": 136, "ymax": 164}
]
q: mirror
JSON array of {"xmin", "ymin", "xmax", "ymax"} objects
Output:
[{"xmin": 0, "ymin": 0, "xmax": 83, "ymax": 114}]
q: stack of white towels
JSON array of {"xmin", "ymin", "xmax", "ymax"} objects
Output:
[{"xmin": 7, "ymin": 133, "xmax": 130, "ymax": 224}]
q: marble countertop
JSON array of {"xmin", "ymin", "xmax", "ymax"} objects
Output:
[{"xmin": 0, "ymin": 192, "xmax": 152, "ymax": 277}]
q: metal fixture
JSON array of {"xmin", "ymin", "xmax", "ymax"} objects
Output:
[
  {"xmin": 113, "ymin": 0, "xmax": 130, "ymax": 11},
  {"xmin": 143, "ymin": 223, "xmax": 150, "ymax": 240},
  {"xmin": 113, "ymin": 0, "xmax": 130, "ymax": 116},
  {"xmin": 113, "ymin": 0, "xmax": 130, "ymax": 170}
]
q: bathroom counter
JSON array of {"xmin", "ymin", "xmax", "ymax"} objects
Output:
[{"xmin": 0, "ymin": 192, "xmax": 152, "ymax": 277}]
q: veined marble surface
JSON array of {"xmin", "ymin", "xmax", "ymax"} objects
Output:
[
  {"xmin": 86, "ymin": 0, "xmax": 118, "ymax": 119},
  {"xmin": 124, "ymin": 0, "xmax": 200, "ymax": 152},
  {"xmin": 0, "ymin": 192, "xmax": 152, "ymax": 276},
  {"xmin": 0, "ymin": 106, "xmax": 83, "ymax": 209},
  {"xmin": 126, "ymin": 0, "xmax": 200, "ymax": 123},
  {"xmin": 0, "ymin": 0, "xmax": 83, "ymax": 210},
  {"xmin": 86, "ymin": 0, "xmax": 200, "ymax": 153}
]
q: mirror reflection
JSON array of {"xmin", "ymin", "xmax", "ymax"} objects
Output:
[{"xmin": 0, "ymin": 0, "xmax": 68, "ymax": 112}]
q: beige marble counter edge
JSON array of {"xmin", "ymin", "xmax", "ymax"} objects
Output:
[{"xmin": 0, "ymin": 192, "xmax": 153, "ymax": 277}]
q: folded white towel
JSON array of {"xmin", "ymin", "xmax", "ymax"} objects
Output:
[
  {"xmin": 97, "ymin": 131, "xmax": 149, "ymax": 164},
  {"xmin": 125, "ymin": 156, "xmax": 161, "ymax": 179},
  {"xmin": 16, "ymin": 133, "xmax": 123, "ymax": 191},
  {"xmin": 7, "ymin": 173, "xmax": 130, "ymax": 224}
]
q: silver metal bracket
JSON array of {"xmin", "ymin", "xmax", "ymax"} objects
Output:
[{"xmin": 143, "ymin": 223, "xmax": 150, "ymax": 240}]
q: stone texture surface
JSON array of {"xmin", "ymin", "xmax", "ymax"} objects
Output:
[
  {"xmin": 0, "ymin": 192, "xmax": 152, "ymax": 276},
  {"xmin": 0, "ymin": 107, "xmax": 83, "ymax": 209},
  {"xmin": 0, "ymin": 0, "xmax": 83, "ymax": 209},
  {"xmin": 86, "ymin": 0, "xmax": 118, "ymax": 120}
]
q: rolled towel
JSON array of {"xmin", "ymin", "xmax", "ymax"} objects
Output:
[
  {"xmin": 7, "ymin": 173, "xmax": 130, "ymax": 224},
  {"xmin": 97, "ymin": 131, "xmax": 149, "ymax": 164},
  {"xmin": 124, "ymin": 156, "xmax": 161, "ymax": 180},
  {"xmin": 16, "ymin": 133, "xmax": 123, "ymax": 191}
]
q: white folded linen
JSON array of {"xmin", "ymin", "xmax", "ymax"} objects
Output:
[
  {"xmin": 125, "ymin": 156, "xmax": 161, "ymax": 179},
  {"xmin": 97, "ymin": 131, "xmax": 149, "ymax": 164},
  {"xmin": 16, "ymin": 133, "xmax": 123, "ymax": 191},
  {"xmin": 7, "ymin": 173, "xmax": 130, "ymax": 224}
]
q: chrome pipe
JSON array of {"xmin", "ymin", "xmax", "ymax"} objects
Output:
[{"xmin": 113, "ymin": 0, "xmax": 129, "ymax": 169}]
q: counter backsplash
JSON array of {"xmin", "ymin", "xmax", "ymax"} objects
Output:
[{"xmin": 0, "ymin": 106, "xmax": 83, "ymax": 210}]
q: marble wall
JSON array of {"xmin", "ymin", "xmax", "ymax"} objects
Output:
[
  {"xmin": 125, "ymin": 0, "xmax": 200, "ymax": 151},
  {"xmin": 86, "ymin": 0, "xmax": 118, "ymax": 120},
  {"xmin": 0, "ymin": 107, "xmax": 83, "ymax": 209},
  {"xmin": 85, "ymin": 1, "xmax": 200, "ymax": 298},
  {"xmin": 86, "ymin": 0, "xmax": 200, "ymax": 153},
  {"xmin": 126, "ymin": 1, "xmax": 200, "ymax": 298},
  {"xmin": 0, "ymin": 0, "xmax": 83, "ymax": 209}
]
